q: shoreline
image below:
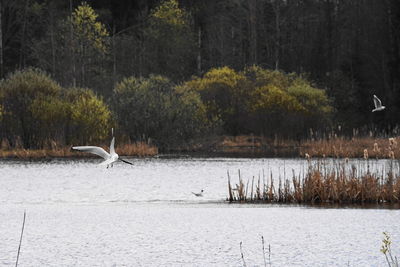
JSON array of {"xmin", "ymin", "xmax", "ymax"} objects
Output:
[
  {"xmin": 1, "ymin": 135, "xmax": 399, "ymax": 159},
  {"xmin": 0, "ymin": 142, "xmax": 158, "ymax": 159}
]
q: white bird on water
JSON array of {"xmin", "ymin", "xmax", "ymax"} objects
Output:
[
  {"xmin": 72, "ymin": 134, "xmax": 133, "ymax": 168},
  {"xmin": 372, "ymin": 95, "xmax": 385, "ymax": 112},
  {"xmin": 192, "ymin": 189, "xmax": 204, "ymax": 197}
]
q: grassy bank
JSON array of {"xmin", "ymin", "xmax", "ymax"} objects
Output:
[
  {"xmin": 1, "ymin": 135, "xmax": 399, "ymax": 159},
  {"xmin": 227, "ymin": 161, "xmax": 400, "ymax": 204},
  {"xmin": 0, "ymin": 142, "xmax": 158, "ymax": 159}
]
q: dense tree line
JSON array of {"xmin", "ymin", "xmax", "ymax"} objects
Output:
[
  {"xmin": 1, "ymin": 0, "xmax": 399, "ymax": 148},
  {"xmin": 0, "ymin": 67, "xmax": 328, "ymax": 149}
]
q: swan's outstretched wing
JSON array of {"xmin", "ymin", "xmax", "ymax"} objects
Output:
[
  {"xmin": 72, "ymin": 146, "xmax": 110, "ymax": 159},
  {"xmin": 373, "ymin": 95, "xmax": 382, "ymax": 108},
  {"xmin": 110, "ymin": 137, "xmax": 116, "ymax": 156}
]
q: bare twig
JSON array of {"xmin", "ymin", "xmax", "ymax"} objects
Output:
[
  {"xmin": 262, "ymin": 236, "xmax": 267, "ymax": 267},
  {"xmin": 240, "ymin": 241, "xmax": 247, "ymax": 267},
  {"xmin": 15, "ymin": 210, "xmax": 26, "ymax": 267},
  {"xmin": 268, "ymin": 244, "xmax": 272, "ymax": 267}
]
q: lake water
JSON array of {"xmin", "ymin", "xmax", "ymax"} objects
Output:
[{"xmin": 0, "ymin": 157, "xmax": 399, "ymax": 266}]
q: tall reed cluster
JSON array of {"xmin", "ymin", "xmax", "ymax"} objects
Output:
[{"xmin": 227, "ymin": 161, "xmax": 400, "ymax": 204}]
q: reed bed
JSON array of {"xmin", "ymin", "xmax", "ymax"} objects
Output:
[
  {"xmin": 218, "ymin": 135, "xmax": 298, "ymax": 153},
  {"xmin": 0, "ymin": 142, "xmax": 158, "ymax": 159},
  {"xmin": 116, "ymin": 142, "xmax": 158, "ymax": 157},
  {"xmin": 196, "ymin": 135, "xmax": 400, "ymax": 158},
  {"xmin": 300, "ymin": 136, "xmax": 400, "ymax": 159},
  {"xmin": 227, "ymin": 160, "xmax": 400, "ymax": 204}
]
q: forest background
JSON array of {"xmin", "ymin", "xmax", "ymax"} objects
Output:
[{"xmin": 0, "ymin": 0, "xmax": 399, "ymax": 153}]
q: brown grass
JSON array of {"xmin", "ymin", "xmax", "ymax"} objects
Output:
[
  {"xmin": 300, "ymin": 136, "xmax": 400, "ymax": 159},
  {"xmin": 0, "ymin": 142, "xmax": 158, "ymax": 159},
  {"xmin": 116, "ymin": 143, "xmax": 158, "ymax": 157},
  {"xmin": 192, "ymin": 135, "xmax": 400, "ymax": 159},
  {"xmin": 218, "ymin": 135, "xmax": 298, "ymax": 153},
  {"xmin": 227, "ymin": 161, "xmax": 400, "ymax": 204}
]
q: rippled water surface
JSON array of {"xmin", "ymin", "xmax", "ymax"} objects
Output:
[{"xmin": 0, "ymin": 157, "xmax": 399, "ymax": 266}]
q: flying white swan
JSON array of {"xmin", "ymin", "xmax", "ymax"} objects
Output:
[
  {"xmin": 372, "ymin": 95, "xmax": 385, "ymax": 112},
  {"xmin": 192, "ymin": 189, "xmax": 204, "ymax": 197},
  {"xmin": 72, "ymin": 136, "xmax": 133, "ymax": 168}
]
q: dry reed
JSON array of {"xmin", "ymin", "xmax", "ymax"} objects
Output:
[
  {"xmin": 381, "ymin": 232, "xmax": 399, "ymax": 267},
  {"xmin": 0, "ymin": 142, "xmax": 157, "ymax": 159},
  {"xmin": 193, "ymin": 135, "xmax": 400, "ymax": 159},
  {"xmin": 240, "ymin": 241, "xmax": 247, "ymax": 267},
  {"xmin": 214, "ymin": 135, "xmax": 299, "ymax": 155},
  {"xmin": 15, "ymin": 211, "xmax": 26, "ymax": 267},
  {"xmin": 116, "ymin": 143, "xmax": 158, "ymax": 157},
  {"xmin": 300, "ymin": 136, "xmax": 400, "ymax": 159},
  {"xmin": 227, "ymin": 161, "xmax": 400, "ymax": 204}
]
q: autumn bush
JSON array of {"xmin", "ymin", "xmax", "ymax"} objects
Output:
[
  {"xmin": 111, "ymin": 75, "xmax": 210, "ymax": 149},
  {"xmin": 63, "ymin": 88, "xmax": 111, "ymax": 145},
  {"xmin": 184, "ymin": 65, "xmax": 332, "ymax": 138},
  {"xmin": 0, "ymin": 68, "xmax": 111, "ymax": 149}
]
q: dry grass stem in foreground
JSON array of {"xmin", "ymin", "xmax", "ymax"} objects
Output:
[
  {"xmin": 15, "ymin": 211, "xmax": 26, "ymax": 267},
  {"xmin": 381, "ymin": 232, "xmax": 399, "ymax": 267}
]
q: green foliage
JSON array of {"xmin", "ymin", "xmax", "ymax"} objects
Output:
[
  {"xmin": 71, "ymin": 2, "xmax": 109, "ymax": 54},
  {"xmin": 151, "ymin": 0, "xmax": 188, "ymax": 27},
  {"xmin": 112, "ymin": 75, "xmax": 208, "ymax": 148},
  {"xmin": 251, "ymin": 85, "xmax": 304, "ymax": 113},
  {"xmin": 30, "ymin": 95, "xmax": 69, "ymax": 145},
  {"xmin": 0, "ymin": 68, "xmax": 111, "ymax": 148},
  {"xmin": 69, "ymin": 2, "xmax": 110, "ymax": 91},
  {"xmin": 65, "ymin": 88, "xmax": 111, "ymax": 144},
  {"xmin": 243, "ymin": 66, "xmax": 331, "ymax": 135},
  {"xmin": 287, "ymin": 79, "xmax": 331, "ymax": 115},
  {"xmin": 3, "ymin": 0, "xmax": 399, "ymax": 135},
  {"xmin": 145, "ymin": 0, "xmax": 196, "ymax": 81},
  {"xmin": 243, "ymin": 65, "xmax": 295, "ymax": 89},
  {"xmin": 0, "ymin": 68, "xmax": 63, "ymax": 147},
  {"xmin": 1, "ymin": 68, "xmax": 61, "ymax": 98},
  {"xmin": 184, "ymin": 65, "xmax": 332, "ymax": 137},
  {"xmin": 32, "ymin": 1, "xmax": 111, "ymax": 93},
  {"xmin": 185, "ymin": 66, "xmax": 246, "ymax": 134}
]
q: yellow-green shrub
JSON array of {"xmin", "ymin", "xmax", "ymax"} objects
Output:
[
  {"xmin": 0, "ymin": 68, "xmax": 63, "ymax": 147},
  {"xmin": 65, "ymin": 88, "xmax": 111, "ymax": 144},
  {"xmin": 112, "ymin": 75, "xmax": 208, "ymax": 148},
  {"xmin": 0, "ymin": 68, "xmax": 112, "ymax": 148},
  {"xmin": 184, "ymin": 65, "xmax": 332, "ymax": 137}
]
